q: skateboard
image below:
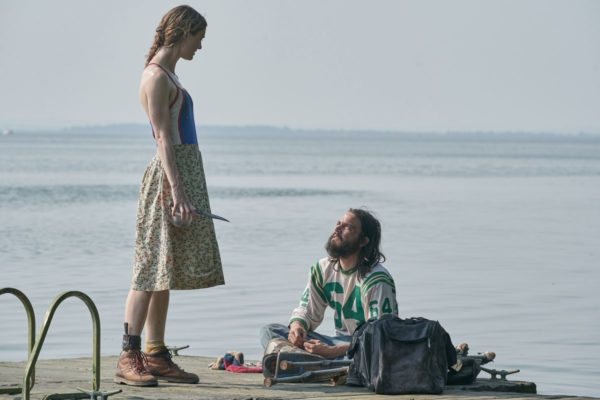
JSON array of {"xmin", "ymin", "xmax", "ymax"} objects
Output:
[{"xmin": 262, "ymin": 339, "xmax": 351, "ymax": 386}]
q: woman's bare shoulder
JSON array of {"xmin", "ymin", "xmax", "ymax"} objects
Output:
[
  {"xmin": 141, "ymin": 65, "xmax": 171, "ymax": 89},
  {"xmin": 139, "ymin": 67, "xmax": 174, "ymax": 115}
]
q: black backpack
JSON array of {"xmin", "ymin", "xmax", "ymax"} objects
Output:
[{"xmin": 347, "ymin": 315, "xmax": 457, "ymax": 394}]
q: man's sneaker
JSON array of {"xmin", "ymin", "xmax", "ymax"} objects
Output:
[
  {"xmin": 145, "ymin": 349, "xmax": 199, "ymax": 384},
  {"xmin": 114, "ymin": 349, "xmax": 158, "ymax": 387}
]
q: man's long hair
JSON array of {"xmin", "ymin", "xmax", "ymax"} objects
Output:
[{"xmin": 350, "ymin": 208, "xmax": 386, "ymax": 278}]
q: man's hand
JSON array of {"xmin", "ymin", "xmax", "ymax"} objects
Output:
[
  {"xmin": 303, "ymin": 339, "xmax": 348, "ymax": 358},
  {"xmin": 288, "ymin": 321, "xmax": 307, "ymax": 347}
]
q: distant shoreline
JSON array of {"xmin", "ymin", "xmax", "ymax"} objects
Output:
[
  {"xmin": 0, "ymin": 124, "xmax": 600, "ymax": 143},
  {"xmin": 4, "ymin": 124, "xmax": 600, "ymax": 142}
]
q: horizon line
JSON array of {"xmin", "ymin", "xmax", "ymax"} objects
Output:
[{"xmin": 2, "ymin": 122, "xmax": 599, "ymax": 136}]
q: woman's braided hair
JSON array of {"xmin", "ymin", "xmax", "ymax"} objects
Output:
[{"xmin": 146, "ymin": 5, "xmax": 207, "ymax": 66}]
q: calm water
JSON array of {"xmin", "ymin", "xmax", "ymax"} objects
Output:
[{"xmin": 1, "ymin": 128, "xmax": 599, "ymax": 396}]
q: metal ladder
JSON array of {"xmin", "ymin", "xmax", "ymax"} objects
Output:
[
  {"xmin": 0, "ymin": 287, "xmax": 35, "ymax": 395},
  {"xmin": 1, "ymin": 288, "xmax": 121, "ymax": 400}
]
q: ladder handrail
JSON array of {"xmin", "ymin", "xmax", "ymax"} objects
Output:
[
  {"xmin": 0, "ymin": 287, "xmax": 36, "ymax": 391},
  {"xmin": 22, "ymin": 290, "xmax": 101, "ymax": 400}
]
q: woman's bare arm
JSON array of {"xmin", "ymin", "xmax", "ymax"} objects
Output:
[{"xmin": 144, "ymin": 71, "xmax": 194, "ymax": 223}]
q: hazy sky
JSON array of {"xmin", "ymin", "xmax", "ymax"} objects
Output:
[{"xmin": 1, "ymin": 0, "xmax": 599, "ymax": 132}]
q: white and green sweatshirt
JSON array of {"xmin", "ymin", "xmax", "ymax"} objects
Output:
[{"xmin": 290, "ymin": 257, "xmax": 398, "ymax": 337}]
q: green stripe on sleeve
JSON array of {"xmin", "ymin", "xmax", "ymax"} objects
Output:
[
  {"xmin": 362, "ymin": 276, "xmax": 395, "ymax": 292},
  {"xmin": 362, "ymin": 277, "xmax": 396, "ymax": 295},
  {"xmin": 362, "ymin": 271, "xmax": 394, "ymax": 288},
  {"xmin": 310, "ymin": 262, "xmax": 327, "ymax": 302},
  {"xmin": 311, "ymin": 262, "xmax": 324, "ymax": 286},
  {"xmin": 310, "ymin": 274, "xmax": 328, "ymax": 303},
  {"xmin": 289, "ymin": 317, "xmax": 309, "ymax": 331}
]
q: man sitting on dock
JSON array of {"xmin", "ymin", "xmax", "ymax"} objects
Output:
[{"xmin": 260, "ymin": 208, "xmax": 398, "ymax": 359}]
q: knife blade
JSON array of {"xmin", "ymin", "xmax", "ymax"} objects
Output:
[{"xmin": 194, "ymin": 209, "xmax": 230, "ymax": 222}]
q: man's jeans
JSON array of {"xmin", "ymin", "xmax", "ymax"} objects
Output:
[{"xmin": 259, "ymin": 323, "xmax": 352, "ymax": 353}]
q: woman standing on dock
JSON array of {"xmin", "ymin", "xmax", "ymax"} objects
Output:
[{"xmin": 115, "ymin": 5, "xmax": 225, "ymax": 387}]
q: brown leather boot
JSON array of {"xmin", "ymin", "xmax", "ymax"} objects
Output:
[
  {"xmin": 145, "ymin": 348, "xmax": 199, "ymax": 384},
  {"xmin": 114, "ymin": 324, "xmax": 158, "ymax": 387},
  {"xmin": 114, "ymin": 349, "xmax": 158, "ymax": 387}
]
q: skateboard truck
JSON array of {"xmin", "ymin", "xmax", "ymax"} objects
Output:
[
  {"xmin": 167, "ymin": 345, "xmax": 190, "ymax": 356},
  {"xmin": 481, "ymin": 367, "xmax": 520, "ymax": 380}
]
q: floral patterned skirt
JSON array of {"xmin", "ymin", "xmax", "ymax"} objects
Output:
[{"xmin": 131, "ymin": 145, "xmax": 225, "ymax": 291}]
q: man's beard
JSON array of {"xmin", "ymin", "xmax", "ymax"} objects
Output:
[{"xmin": 325, "ymin": 234, "xmax": 362, "ymax": 258}]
